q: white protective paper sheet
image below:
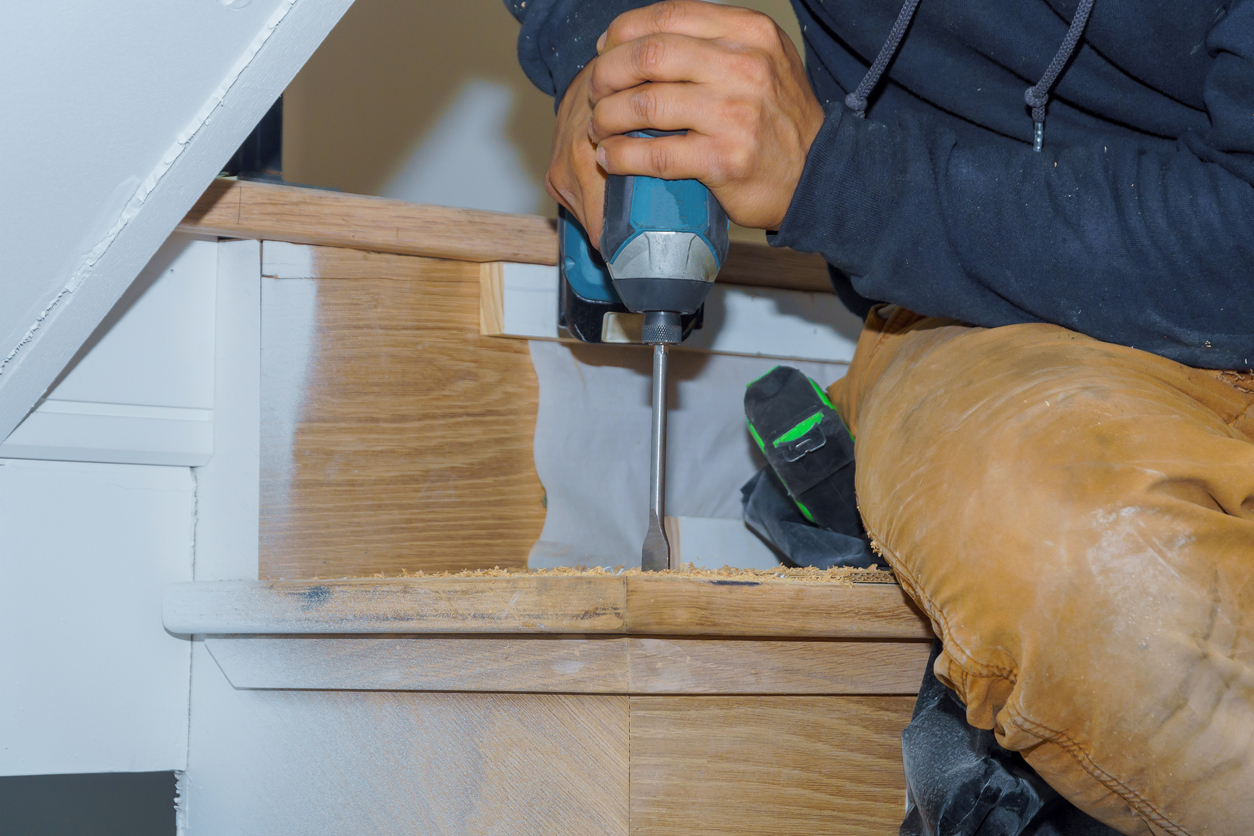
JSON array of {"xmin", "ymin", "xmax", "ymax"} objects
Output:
[{"xmin": 529, "ymin": 340, "xmax": 853, "ymax": 568}]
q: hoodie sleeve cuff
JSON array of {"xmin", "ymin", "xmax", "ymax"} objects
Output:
[
  {"xmin": 514, "ymin": 0, "xmax": 646, "ymax": 105},
  {"xmin": 768, "ymin": 105, "xmax": 896, "ymax": 279}
]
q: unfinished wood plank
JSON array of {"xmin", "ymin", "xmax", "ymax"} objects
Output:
[
  {"xmin": 720, "ymin": 242, "xmax": 833, "ymax": 293},
  {"xmin": 630, "ymin": 696, "xmax": 914, "ymax": 835},
  {"xmin": 182, "ymin": 179, "xmax": 836, "ymax": 292},
  {"xmin": 627, "ymin": 638, "xmax": 929, "ymax": 695},
  {"xmin": 199, "ymin": 634, "xmax": 928, "ymax": 694},
  {"xmin": 163, "ymin": 577, "xmax": 627, "ymax": 635},
  {"xmin": 182, "ymin": 178, "xmax": 558, "ymax": 264},
  {"xmin": 626, "ymin": 574, "xmax": 933, "ymax": 639},
  {"xmin": 260, "ymin": 249, "xmax": 545, "ymax": 578},
  {"xmin": 206, "ymin": 636, "xmax": 631, "ymax": 692}
]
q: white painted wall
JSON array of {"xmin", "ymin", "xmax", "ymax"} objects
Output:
[
  {"xmin": 0, "ymin": 458, "xmax": 195, "ymax": 776},
  {"xmin": 0, "ymin": 0, "xmax": 355, "ymax": 447},
  {"xmin": 284, "ymin": 0, "xmax": 799, "ymax": 231},
  {"xmin": 0, "ymin": 236, "xmax": 260, "ymax": 777},
  {"xmin": 379, "ymin": 80, "xmax": 545, "ymax": 215}
]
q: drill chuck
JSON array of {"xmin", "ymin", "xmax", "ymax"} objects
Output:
[{"xmin": 641, "ymin": 311, "xmax": 683, "ymax": 345}]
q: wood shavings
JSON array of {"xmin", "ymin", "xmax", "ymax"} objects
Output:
[{"xmin": 350, "ymin": 563, "xmax": 896, "ymax": 585}]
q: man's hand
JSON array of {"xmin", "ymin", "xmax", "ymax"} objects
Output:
[
  {"xmin": 546, "ymin": 62, "xmax": 606, "ymax": 247},
  {"xmin": 546, "ymin": 0, "xmax": 824, "ymax": 245}
]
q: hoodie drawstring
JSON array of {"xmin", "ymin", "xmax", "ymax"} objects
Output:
[
  {"xmin": 845, "ymin": 0, "xmax": 1097, "ymax": 151},
  {"xmin": 1024, "ymin": 0, "xmax": 1096, "ymax": 150},
  {"xmin": 844, "ymin": 0, "xmax": 922, "ymax": 118}
]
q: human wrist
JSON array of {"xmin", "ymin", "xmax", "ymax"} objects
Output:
[{"xmin": 769, "ymin": 104, "xmax": 893, "ymax": 276}]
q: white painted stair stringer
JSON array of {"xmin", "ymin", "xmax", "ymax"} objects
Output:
[{"xmin": 0, "ymin": 0, "xmax": 356, "ymax": 447}]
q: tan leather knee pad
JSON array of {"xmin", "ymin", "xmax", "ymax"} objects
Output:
[{"xmin": 832, "ymin": 312, "xmax": 1254, "ymax": 836}]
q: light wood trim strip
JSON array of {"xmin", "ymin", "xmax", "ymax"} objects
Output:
[
  {"xmin": 180, "ymin": 178, "xmax": 557, "ymax": 264},
  {"xmin": 205, "ymin": 636, "xmax": 631, "ymax": 692},
  {"xmin": 479, "ymin": 262, "xmax": 506, "ymax": 336},
  {"xmin": 164, "ymin": 576, "xmax": 932, "ymax": 639},
  {"xmin": 625, "ymin": 574, "xmax": 933, "ymax": 639},
  {"xmin": 202, "ymin": 635, "xmax": 930, "ymax": 694},
  {"xmin": 180, "ymin": 178, "xmax": 834, "ymax": 292}
]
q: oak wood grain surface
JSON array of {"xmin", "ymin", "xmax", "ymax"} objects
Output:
[
  {"xmin": 719, "ymin": 241, "xmax": 833, "ymax": 293},
  {"xmin": 630, "ymin": 696, "xmax": 915, "ymax": 835},
  {"xmin": 205, "ymin": 635, "xmax": 631, "ymax": 692},
  {"xmin": 625, "ymin": 574, "xmax": 932, "ymax": 639},
  {"xmin": 164, "ymin": 576, "xmax": 932, "ymax": 639},
  {"xmin": 164, "ymin": 576, "xmax": 627, "ymax": 635},
  {"xmin": 626, "ymin": 638, "xmax": 929, "ymax": 695},
  {"xmin": 260, "ymin": 250, "xmax": 545, "ymax": 578},
  {"xmin": 190, "ymin": 670, "xmax": 631, "ymax": 836},
  {"xmin": 184, "ymin": 177, "xmax": 557, "ymax": 264},
  {"xmin": 181, "ymin": 178, "xmax": 832, "ymax": 291}
]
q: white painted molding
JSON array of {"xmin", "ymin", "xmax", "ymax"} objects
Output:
[
  {"xmin": 193, "ymin": 240, "xmax": 262, "ymax": 582},
  {"xmin": 0, "ymin": 236, "xmax": 218, "ymax": 466},
  {"xmin": 486, "ymin": 262, "xmax": 861, "ymax": 364},
  {"xmin": 0, "ymin": 400, "xmax": 212, "ymax": 467},
  {"xmin": 0, "ymin": 0, "xmax": 355, "ymax": 445}
]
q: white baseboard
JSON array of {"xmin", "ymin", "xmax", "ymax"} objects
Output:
[{"xmin": 0, "ymin": 400, "xmax": 212, "ymax": 466}]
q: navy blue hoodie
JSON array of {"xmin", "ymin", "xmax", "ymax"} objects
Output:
[{"xmin": 507, "ymin": 0, "xmax": 1254, "ymax": 369}]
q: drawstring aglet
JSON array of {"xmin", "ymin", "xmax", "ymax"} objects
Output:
[
  {"xmin": 1022, "ymin": 0, "xmax": 1096, "ymax": 152},
  {"xmin": 1024, "ymin": 87, "xmax": 1048, "ymax": 152}
]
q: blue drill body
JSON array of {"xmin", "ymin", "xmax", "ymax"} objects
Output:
[
  {"xmin": 557, "ymin": 132, "xmax": 729, "ymax": 572},
  {"xmin": 600, "ymin": 133, "xmax": 729, "ymax": 340}
]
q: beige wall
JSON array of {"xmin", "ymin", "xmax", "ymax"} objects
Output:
[
  {"xmin": 284, "ymin": 0, "xmax": 802, "ymax": 240},
  {"xmin": 284, "ymin": 0, "xmax": 555, "ymax": 203}
]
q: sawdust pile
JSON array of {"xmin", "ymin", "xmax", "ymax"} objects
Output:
[{"xmin": 355, "ymin": 563, "xmax": 896, "ymax": 585}]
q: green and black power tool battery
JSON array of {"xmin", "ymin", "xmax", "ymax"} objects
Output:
[{"xmin": 744, "ymin": 365, "xmax": 862, "ymax": 535}]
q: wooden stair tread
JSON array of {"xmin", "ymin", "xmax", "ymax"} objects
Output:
[{"xmin": 164, "ymin": 573, "xmax": 932, "ymax": 639}]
